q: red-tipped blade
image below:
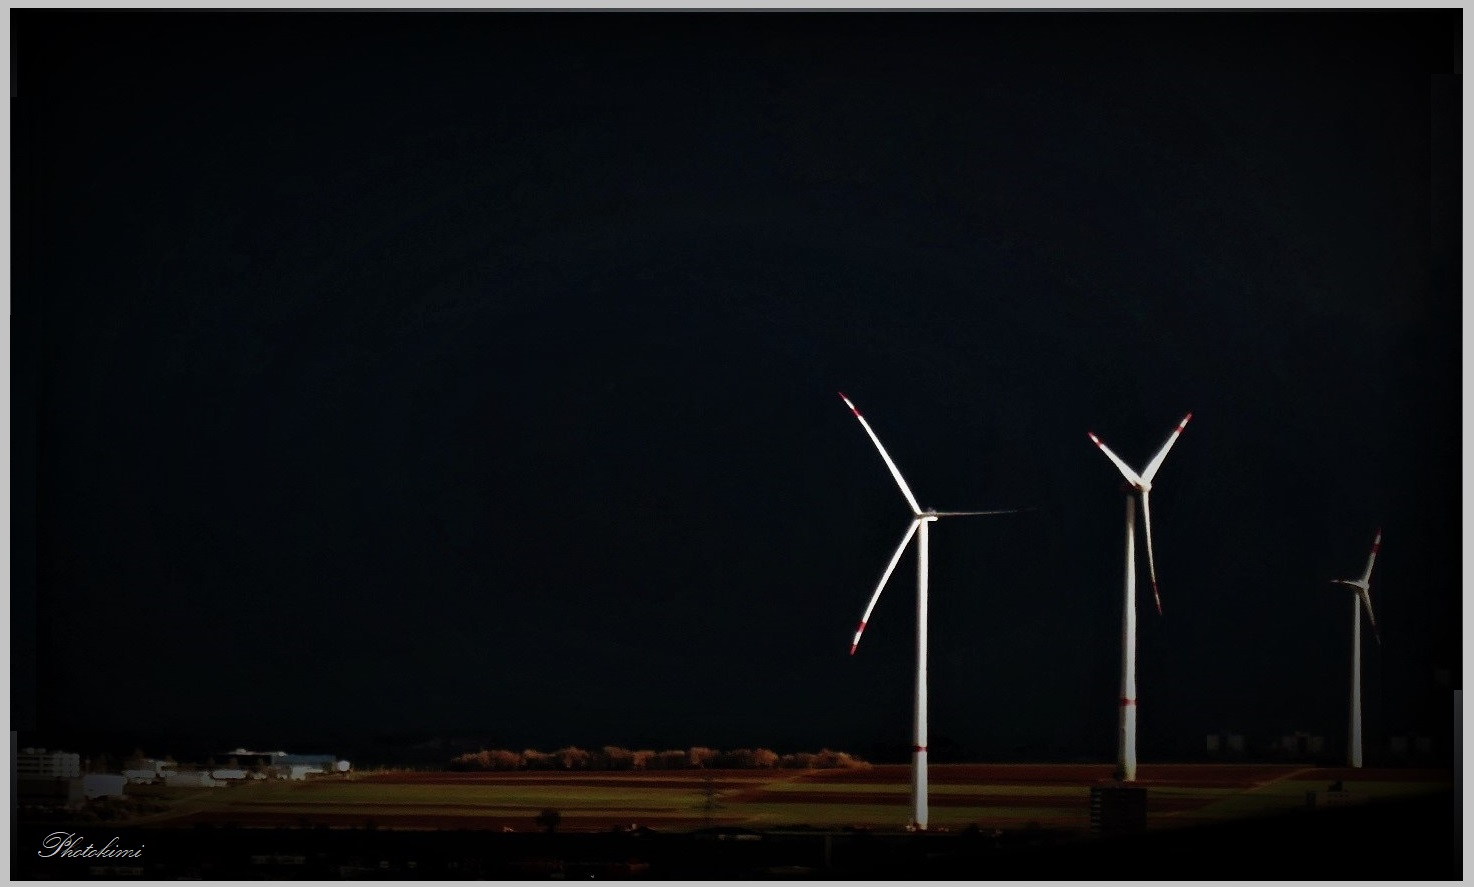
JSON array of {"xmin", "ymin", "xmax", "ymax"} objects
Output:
[
  {"xmin": 839, "ymin": 393, "xmax": 923, "ymax": 515},
  {"xmin": 1088, "ymin": 431, "xmax": 1145, "ymax": 487},
  {"xmin": 1360, "ymin": 528, "xmax": 1382, "ymax": 585},
  {"xmin": 848, "ymin": 520, "xmax": 921, "ymax": 656},
  {"xmin": 1141, "ymin": 412, "xmax": 1192, "ymax": 484}
]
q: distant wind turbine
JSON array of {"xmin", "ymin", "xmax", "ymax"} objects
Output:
[
  {"xmin": 1331, "ymin": 528, "xmax": 1382, "ymax": 769},
  {"xmin": 1087, "ymin": 412, "xmax": 1192, "ymax": 783},
  {"xmin": 838, "ymin": 392, "xmax": 1016, "ymax": 831}
]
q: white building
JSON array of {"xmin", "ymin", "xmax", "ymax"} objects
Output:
[{"xmin": 15, "ymin": 749, "xmax": 82, "ymax": 779}]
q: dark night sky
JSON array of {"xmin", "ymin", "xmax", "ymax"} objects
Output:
[{"xmin": 12, "ymin": 9, "xmax": 1463, "ymax": 763}]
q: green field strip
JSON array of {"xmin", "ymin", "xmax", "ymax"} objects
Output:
[
  {"xmin": 706, "ymin": 802, "xmax": 1086, "ymax": 828},
  {"xmin": 752, "ymin": 782, "xmax": 1090, "ymax": 798}
]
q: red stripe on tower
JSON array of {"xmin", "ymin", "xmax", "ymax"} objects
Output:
[
  {"xmin": 1120, "ymin": 697, "xmax": 1137, "ymax": 707},
  {"xmin": 913, "ymin": 746, "xmax": 928, "ymax": 753}
]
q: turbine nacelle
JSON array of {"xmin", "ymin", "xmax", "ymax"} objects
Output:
[
  {"xmin": 1088, "ymin": 413, "xmax": 1192, "ymax": 618},
  {"xmin": 1331, "ymin": 529, "xmax": 1382, "ymax": 646},
  {"xmin": 838, "ymin": 393, "xmax": 1017, "ymax": 659}
]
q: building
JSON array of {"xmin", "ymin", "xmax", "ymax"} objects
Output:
[
  {"xmin": 83, "ymin": 774, "xmax": 128, "ymax": 799},
  {"xmin": 15, "ymin": 748, "xmax": 82, "ymax": 779},
  {"xmin": 15, "ymin": 747, "xmax": 86, "ymax": 809},
  {"xmin": 267, "ymin": 754, "xmax": 343, "ymax": 781},
  {"xmin": 164, "ymin": 770, "xmax": 219, "ymax": 788},
  {"xmin": 1279, "ymin": 732, "xmax": 1325, "ymax": 758},
  {"xmin": 122, "ymin": 759, "xmax": 175, "ymax": 784},
  {"xmin": 1205, "ymin": 733, "xmax": 1246, "ymax": 757},
  {"xmin": 1389, "ymin": 734, "xmax": 1436, "ymax": 760}
]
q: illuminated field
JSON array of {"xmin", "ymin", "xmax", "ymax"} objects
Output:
[{"xmin": 104, "ymin": 763, "xmax": 1454, "ymax": 834}]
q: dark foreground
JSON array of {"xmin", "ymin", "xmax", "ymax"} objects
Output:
[{"xmin": 13, "ymin": 790, "xmax": 1460, "ymax": 880}]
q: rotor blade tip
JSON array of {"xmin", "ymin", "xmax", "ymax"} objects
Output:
[
  {"xmin": 1182, "ymin": 412, "xmax": 1193, "ymax": 425},
  {"xmin": 849, "ymin": 645, "xmax": 858, "ymax": 656}
]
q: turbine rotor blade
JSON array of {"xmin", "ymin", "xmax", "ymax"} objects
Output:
[
  {"xmin": 850, "ymin": 520, "xmax": 921, "ymax": 655},
  {"xmin": 840, "ymin": 392, "xmax": 923, "ymax": 514},
  {"xmin": 1141, "ymin": 412, "xmax": 1193, "ymax": 484},
  {"xmin": 1141, "ymin": 490, "xmax": 1162, "ymax": 616},
  {"xmin": 1360, "ymin": 529, "xmax": 1382, "ymax": 585},
  {"xmin": 1087, "ymin": 432, "xmax": 1144, "ymax": 487},
  {"xmin": 930, "ymin": 509, "xmax": 1022, "ymax": 517},
  {"xmin": 1360, "ymin": 589, "xmax": 1381, "ymax": 645}
]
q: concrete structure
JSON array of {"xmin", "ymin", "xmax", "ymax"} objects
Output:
[
  {"xmin": 83, "ymin": 773, "xmax": 128, "ymax": 799},
  {"xmin": 211, "ymin": 769, "xmax": 248, "ymax": 782},
  {"xmin": 264, "ymin": 754, "xmax": 341, "ymax": 781},
  {"xmin": 121, "ymin": 758, "xmax": 175, "ymax": 784},
  {"xmin": 284, "ymin": 764, "xmax": 325, "ymax": 781},
  {"xmin": 1205, "ymin": 733, "xmax": 1246, "ymax": 756},
  {"xmin": 165, "ymin": 770, "xmax": 219, "ymax": 788},
  {"xmin": 1279, "ymin": 732, "xmax": 1326, "ymax": 758},
  {"xmin": 277, "ymin": 754, "xmax": 338, "ymax": 767},
  {"xmin": 15, "ymin": 748, "xmax": 82, "ymax": 779}
]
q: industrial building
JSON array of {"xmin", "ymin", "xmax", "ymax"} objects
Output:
[{"xmin": 15, "ymin": 748, "xmax": 82, "ymax": 778}]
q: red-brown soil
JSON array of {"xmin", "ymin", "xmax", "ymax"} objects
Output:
[{"xmin": 129, "ymin": 763, "xmax": 1455, "ymax": 832}]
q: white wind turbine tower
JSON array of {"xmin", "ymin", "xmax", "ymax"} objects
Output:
[
  {"xmin": 1086, "ymin": 412, "xmax": 1192, "ymax": 783},
  {"xmin": 838, "ymin": 392, "xmax": 1016, "ymax": 832},
  {"xmin": 1331, "ymin": 529, "xmax": 1382, "ymax": 769}
]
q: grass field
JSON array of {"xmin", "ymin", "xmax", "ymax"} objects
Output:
[{"xmin": 96, "ymin": 763, "xmax": 1454, "ymax": 835}]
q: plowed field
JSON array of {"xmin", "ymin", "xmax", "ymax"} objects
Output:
[{"xmin": 97, "ymin": 763, "xmax": 1453, "ymax": 834}]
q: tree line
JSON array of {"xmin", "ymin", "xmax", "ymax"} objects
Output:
[{"xmin": 449, "ymin": 745, "xmax": 869, "ymax": 771}]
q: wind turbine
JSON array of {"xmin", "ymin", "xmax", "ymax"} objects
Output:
[
  {"xmin": 1086, "ymin": 412, "xmax": 1192, "ymax": 783},
  {"xmin": 838, "ymin": 392, "xmax": 1015, "ymax": 832},
  {"xmin": 1331, "ymin": 529, "xmax": 1382, "ymax": 769}
]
